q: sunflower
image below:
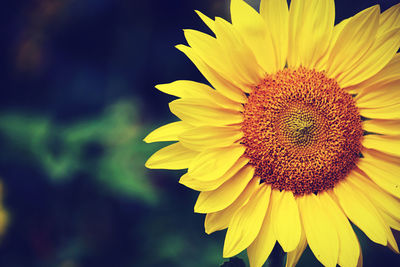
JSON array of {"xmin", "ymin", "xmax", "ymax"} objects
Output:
[{"xmin": 144, "ymin": 0, "xmax": 400, "ymax": 266}]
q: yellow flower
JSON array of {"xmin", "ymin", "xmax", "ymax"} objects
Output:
[{"xmin": 145, "ymin": 0, "xmax": 400, "ymax": 266}]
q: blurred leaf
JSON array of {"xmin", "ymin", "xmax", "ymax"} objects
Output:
[
  {"xmin": 157, "ymin": 233, "xmax": 185, "ymax": 260},
  {"xmin": 0, "ymin": 113, "xmax": 77, "ymax": 178},
  {"xmin": 0, "ymin": 100, "xmax": 159, "ymax": 204},
  {"xmin": 0, "ymin": 113, "xmax": 51, "ymax": 159}
]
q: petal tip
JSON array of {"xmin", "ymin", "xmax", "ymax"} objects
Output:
[
  {"xmin": 144, "ymin": 159, "xmax": 154, "ymax": 169},
  {"xmin": 205, "ymin": 229, "xmax": 213, "ymax": 235},
  {"xmin": 194, "ymin": 10, "xmax": 205, "ymax": 18},
  {"xmin": 178, "ymin": 174, "xmax": 188, "ymax": 184},
  {"xmin": 175, "ymin": 44, "xmax": 188, "ymax": 52},
  {"xmin": 194, "ymin": 204, "xmax": 205, "ymax": 214},
  {"xmin": 370, "ymin": 4, "xmax": 381, "ymax": 14},
  {"xmin": 222, "ymin": 247, "xmax": 235, "ymax": 259},
  {"xmin": 154, "ymin": 83, "xmax": 163, "ymax": 90}
]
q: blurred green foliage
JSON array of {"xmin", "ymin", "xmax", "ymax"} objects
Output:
[
  {"xmin": 0, "ymin": 100, "xmax": 248, "ymax": 266},
  {"xmin": 0, "ymin": 100, "xmax": 160, "ymax": 204}
]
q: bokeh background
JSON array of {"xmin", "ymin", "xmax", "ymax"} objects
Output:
[{"xmin": 0, "ymin": 0, "xmax": 399, "ymax": 266}]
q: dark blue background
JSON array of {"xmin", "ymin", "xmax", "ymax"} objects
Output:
[{"xmin": 0, "ymin": 0, "xmax": 399, "ymax": 266}]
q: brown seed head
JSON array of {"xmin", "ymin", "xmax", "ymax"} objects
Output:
[{"xmin": 241, "ymin": 67, "xmax": 363, "ymax": 195}]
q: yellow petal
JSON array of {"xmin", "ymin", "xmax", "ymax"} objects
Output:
[
  {"xmin": 156, "ymin": 80, "xmax": 214, "ymax": 99},
  {"xmin": 205, "ymin": 212, "xmax": 230, "ymax": 235},
  {"xmin": 288, "ymin": 0, "xmax": 335, "ymax": 68},
  {"xmin": 285, "ymin": 229, "xmax": 307, "ymax": 267},
  {"xmin": 379, "ymin": 3, "xmax": 400, "ymax": 36},
  {"xmin": 194, "ymin": 165, "xmax": 254, "ymax": 213},
  {"xmin": 387, "ymin": 229, "xmax": 400, "ymax": 254},
  {"xmin": 213, "ymin": 17, "xmax": 264, "ymax": 86},
  {"xmin": 230, "ymin": 0, "xmax": 277, "ymax": 73},
  {"xmin": 179, "ymin": 157, "xmax": 249, "ymax": 191},
  {"xmin": 247, "ymin": 192, "xmax": 276, "ymax": 267},
  {"xmin": 271, "ymin": 190, "xmax": 301, "ymax": 252},
  {"xmin": 321, "ymin": 192, "xmax": 360, "ymax": 267},
  {"xmin": 333, "ymin": 180, "xmax": 388, "ymax": 245},
  {"xmin": 188, "ymin": 145, "xmax": 246, "ymax": 181},
  {"xmin": 363, "ymin": 119, "xmax": 400, "ymax": 136},
  {"xmin": 169, "ymin": 98, "xmax": 243, "ymax": 126},
  {"xmin": 184, "ymin": 29, "xmax": 247, "ymax": 89},
  {"xmin": 350, "ymin": 53, "xmax": 400, "ymax": 93},
  {"xmin": 179, "ymin": 125, "xmax": 243, "ymax": 151},
  {"xmin": 355, "ymin": 176, "xmax": 400, "ymax": 254},
  {"xmin": 359, "ymin": 104, "xmax": 400, "ymax": 120},
  {"xmin": 363, "ymin": 134, "xmax": 400, "ymax": 157},
  {"xmin": 260, "ymin": 0, "xmax": 289, "ymax": 70},
  {"xmin": 223, "ymin": 184, "xmax": 271, "ymax": 258},
  {"xmin": 183, "ymin": 29, "xmax": 222, "ymax": 68},
  {"xmin": 327, "ymin": 6, "xmax": 380, "ymax": 83},
  {"xmin": 381, "ymin": 212, "xmax": 400, "ymax": 231},
  {"xmin": 195, "ymin": 10, "xmax": 215, "ymax": 32},
  {"xmin": 315, "ymin": 18, "xmax": 349, "ymax": 72},
  {"xmin": 338, "ymin": 27, "xmax": 400, "ymax": 87},
  {"xmin": 357, "ymin": 148, "xmax": 400, "ymax": 198},
  {"xmin": 176, "ymin": 44, "xmax": 247, "ymax": 103},
  {"xmin": 145, "ymin": 142, "xmax": 198, "ymax": 170},
  {"xmin": 204, "ymin": 177, "xmax": 259, "ymax": 234},
  {"xmin": 356, "ymin": 80, "xmax": 400, "ymax": 109},
  {"xmin": 297, "ymin": 193, "xmax": 339, "ymax": 267},
  {"xmin": 348, "ymin": 168, "xmax": 400, "ymax": 222},
  {"xmin": 155, "ymin": 80, "xmax": 243, "ymax": 111},
  {"xmin": 144, "ymin": 121, "xmax": 192, "ymax": 143}
]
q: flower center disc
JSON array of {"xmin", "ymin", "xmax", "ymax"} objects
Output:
[{"xmin": 241, "ymin": 67, "xmax": 363, "ymax": 195}]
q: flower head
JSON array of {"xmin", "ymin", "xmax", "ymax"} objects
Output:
[{"xmin": 145, "ymin": 0, "xmax": 400, "ymax": 266}]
